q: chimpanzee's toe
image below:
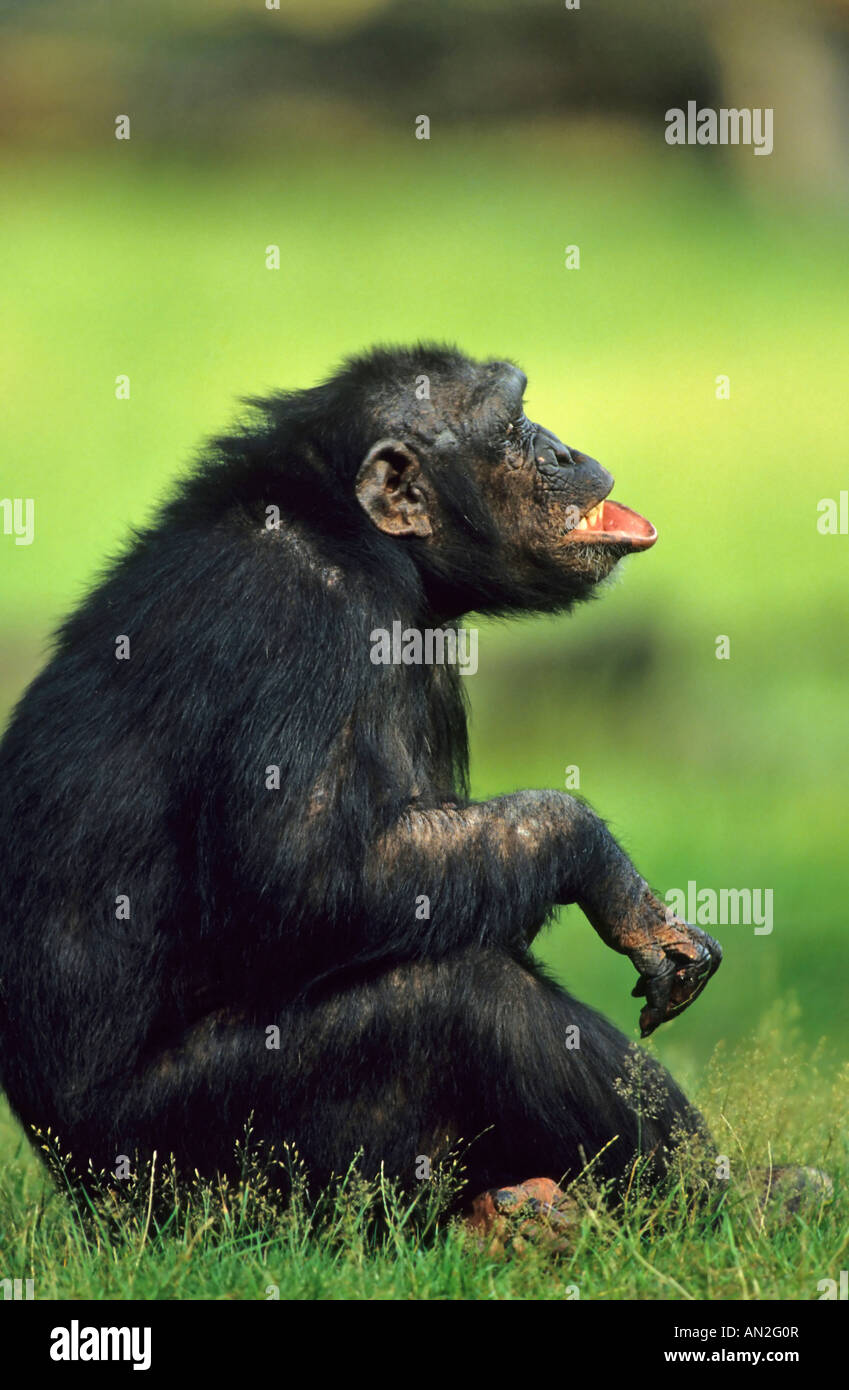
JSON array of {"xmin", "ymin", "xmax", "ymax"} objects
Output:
[
  {"xmin": 465, "ymin": 1177, "xmax": 577, "ymax": 1255},
  {"xmin": 756, "ymin": 1164, "xmax": 833, "ymax": 1216}
]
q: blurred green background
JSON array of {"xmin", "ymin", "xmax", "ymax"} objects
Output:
[{"xmin": 1, "ymin": 0, "xmax": 848, "ymax": 1103}]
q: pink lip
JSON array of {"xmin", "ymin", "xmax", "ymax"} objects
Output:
[{"xmin": 564, "ymin": 498, "xmax": 657, "ymax": 551}]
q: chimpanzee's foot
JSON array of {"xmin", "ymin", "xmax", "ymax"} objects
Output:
[
  {"xmin": 755, "ymin": 1165, "xmax": 833, "ymax": 1217},
  {"xmin": 465, "ymin": 1178, "xmax": 578, "ymax": 1255}
]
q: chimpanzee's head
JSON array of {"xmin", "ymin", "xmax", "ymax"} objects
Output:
[
  {"xmin": 241, "ymin": 345, "xmax": 656, "ymax": 620},
  {"xmin": 345, "ymin": 345, "xmax": 656, "ymax": 618}
]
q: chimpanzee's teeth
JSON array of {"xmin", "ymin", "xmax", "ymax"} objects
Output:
[{"xmin": 573, "ymin": 502, "xmax": 603, "ymax": 533}]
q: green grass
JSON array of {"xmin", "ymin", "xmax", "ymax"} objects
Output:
[
  {"xmin": 1, "ymin": 137, "xmax": 847, "ymax": 1297},
  {"xmin": 1, "ymin": 1010, "xmax": 845, "ymax": 1300}
]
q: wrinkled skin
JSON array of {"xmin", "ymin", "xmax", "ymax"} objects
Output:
[{"xmin": 354, "ymin": 360, "xmax": 630, "ymax": 612}]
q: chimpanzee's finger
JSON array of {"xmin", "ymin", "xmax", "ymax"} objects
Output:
[
  {"xmin": 667, "ymin": 959, "xmax": 716, "ymax": 1014},
  {"xmin": 643, "ymin": 957, "xmax": 678, "ymax": 1017},
  {"xmin": 666, "ymin": 933, "xmax": 723, "ymax": 979},
  {"xmin": 639, "ymin": 1002, "xmax": 662, "ymax": 1037}
]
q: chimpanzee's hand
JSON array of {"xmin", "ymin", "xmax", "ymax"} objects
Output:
[
  {"xmin": 627, "ymin": 907, "xmax": 722, "ymax": 1037},
  {"xmin": 580, "ymin": 878, "xmax": 722, "ymax": 1034}
]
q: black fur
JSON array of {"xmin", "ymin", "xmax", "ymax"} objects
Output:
[{"xmin": 0, "ymin": 344, "xmax": 710, "ymax": 1195}]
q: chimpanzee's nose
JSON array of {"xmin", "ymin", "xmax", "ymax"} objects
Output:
[{"xmin": 534, "ymin": 429, "xmax": 574, "ymax": 466}]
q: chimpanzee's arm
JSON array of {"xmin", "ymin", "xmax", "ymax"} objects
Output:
[{"xmin": 367, "ymin": 789, "xmax": 721, "ymax": 1035}]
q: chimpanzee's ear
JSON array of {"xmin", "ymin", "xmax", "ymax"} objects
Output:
[{"xmin": 354, "ymin": 440, "xmax": 433, "ymax": 538}]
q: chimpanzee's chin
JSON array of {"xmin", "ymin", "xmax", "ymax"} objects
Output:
[{"xmin": 562, "ymin": 543, "xmax": 626, "ymax": 589}]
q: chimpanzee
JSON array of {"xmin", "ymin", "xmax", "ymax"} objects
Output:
[{"xmin": 0, "ymin": 345, "xmax": 721, "ymax": 1204}]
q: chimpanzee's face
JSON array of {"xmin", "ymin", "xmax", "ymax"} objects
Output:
[
  {"xmin": 480, "ymin": 363, "xmax": 657, "ymax": 589},
  {"xmin": 354, "ymin": 356, "xmax": 656, "ymax": 614}
]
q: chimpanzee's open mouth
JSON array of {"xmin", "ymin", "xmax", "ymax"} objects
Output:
[{"xmin": 565, "ymin": 499, "xmax": 657, "ymax": 551}]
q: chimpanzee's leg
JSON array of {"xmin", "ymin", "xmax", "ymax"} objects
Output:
[{"xmin": 86, "ymin": 949, "xmax": 703, "ymax": 1196}]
